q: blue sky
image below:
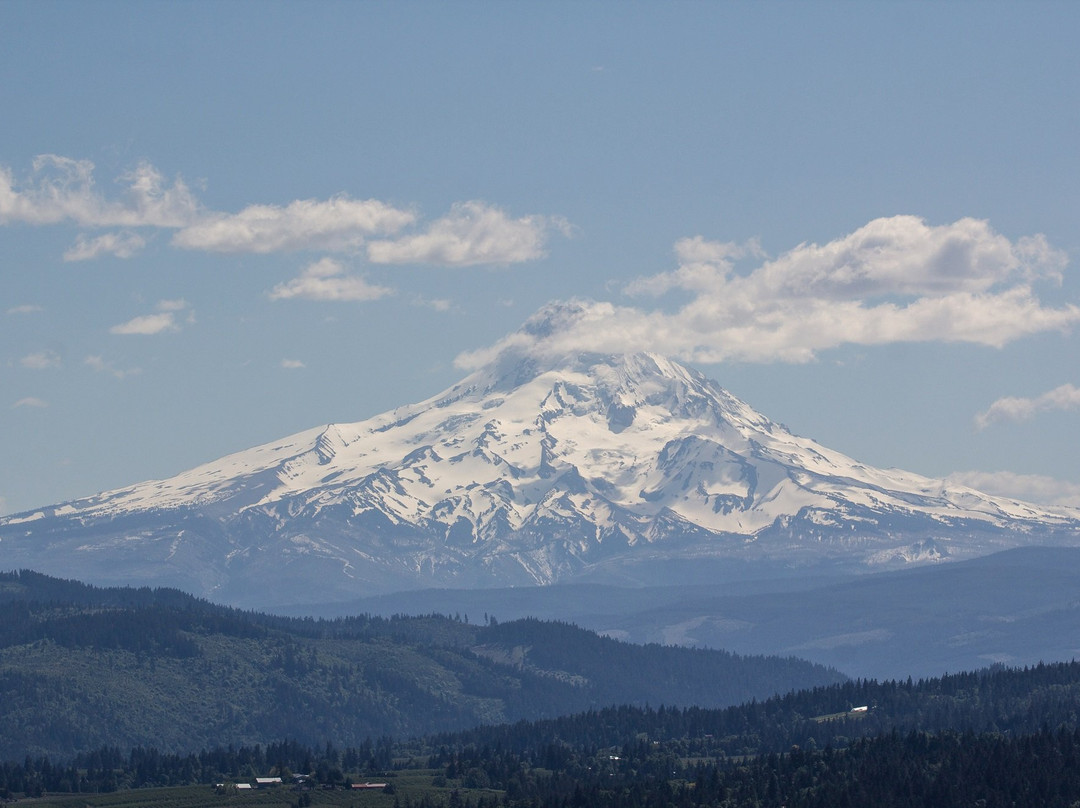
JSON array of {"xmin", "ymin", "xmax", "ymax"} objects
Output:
[{"xmin": 2, "ymin": 0, "xmax": 1080, "ymax": 515}]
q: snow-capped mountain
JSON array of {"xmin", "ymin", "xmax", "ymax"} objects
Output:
[{"xmin": 3, "ymin": 341, "xmax": 1079, "ymax": 608}]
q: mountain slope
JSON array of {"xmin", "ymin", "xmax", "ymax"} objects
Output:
[{"xmin": 3, "ymin": 321, "xmax": 1079, "ymax": 607}]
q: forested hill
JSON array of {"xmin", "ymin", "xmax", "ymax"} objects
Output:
[
  {"xmin": 0, "ymin": 570, "xmax": 843, "ymax": 760},
  {"xmin": 435, "ymin": 658, "xmax": 1080, "ymax": 760},
  {"xmin": 416, "ymin": 660, "xmax": 1080, "ymax": 808}
]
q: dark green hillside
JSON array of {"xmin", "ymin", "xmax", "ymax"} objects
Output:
[
  {"xmin": 0, "ymin": 571, "xmax": 843, "ymax": 760},
  {"xmin": 477, "ymin": 617, "xmax": 826, "ymax": 709}
]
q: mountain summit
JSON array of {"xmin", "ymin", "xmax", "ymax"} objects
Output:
[{"xmin": 3, "ymin": 344, "xmax": 1079, "ymax": 607}]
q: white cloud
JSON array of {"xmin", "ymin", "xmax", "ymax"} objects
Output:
[
  {"xmin": 458, "ymin": 217, "xmax": 1079, "ymax": 369},
  {"xmin": 975, "ymin": 383, "xmax": 1080, "ymax": 430},
  {"xmin": 11, "ymin": 397, "xmax": 48, "ymax": 409},
  {"xmin": 281, "ymin": 358, "xmax": 305, "ymax": 369},
  {"xmin": 1, "ymin": 155, "xmax": 416, "ymax": 256},
  {"xmin": 1, "ymin": 157, "xmax": 565, "ymax": 271},
  {"xmin": 416, "ymin": 296, "xmax": 453, "ymax": 312},
  {"xmin": 110, "ymin": 299, "xmax": 193, "ymax": 335},
  {"xmin": 946, "ymin": 470, "xmax": 1080, "ymax": 508},
  {"xmin": 745, "ymin": 217, "xmax": 1065, "ymax": 300},
  {"xmin": 84, "ymin": 355, "xmax": 140, "ymax": 379},
  {"xmin": 626, "ymin": 237, "xmax": 765, "ymax": 297},
  {"xmin": 110, "ymin": 312, "xmax": 179, "ymax": 335},
  {"xmin": 367, "ymin": 201, "xmax": 564, "ymax": 266},
  {"xmin": 268, "ymin": 257, "xmax": 393, "ymax": 302},
  {"xmin": 63, "ymin": 230, "xmax": 147, "ymax": 261},
  {"xmin": 20, "ymin": 349, "xmax": 61, "ymax": 369},
  {"xmin": 172, "ymin": 196, "xmax": 414, "ymax": 253},
  {"xmin": 6, "ymin": 304, "xmax": 42, "ymax": 315},
  {"xmin": 0, "ymin": 155, "xmax": 198, "ymax": 228}
]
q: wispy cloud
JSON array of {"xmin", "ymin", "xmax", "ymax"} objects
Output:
[
  {"xmin": 414, "ymin": 296, "xmax": 453, "ymax": 312},
  {"xmin": 281, "ymin": 358, "xmax": 305, "ymax": 369},
  {"xmin": 110, "ymin": 299, "xmax": 194, "ymax": 335},
  {"xmin": 0, "ymin": 155, "xmax": 198, "ymax": 228},
  {"xmin": 11, "ymin": 397, "xmax": 48, "ymax": 409},
  {"xmin": 6, "ymin": 304, "xmax": 42, "ymax": 315},
  {"xmin": 110, "ymin": 313, "xmax": 179, "ymax": 336},
  {"xmin": 367, "ymin": 201, "xmax": 566, "ymax": 266},
  {"xmin": 975, "ymin": 383, "xmax": 1080, "ymax": 430},
  {"xmin": 172, "ymin": 197, "xmax": 415, "ymax": 254},
  {"xmin": 947, "ymin": 470, "xmax": 1080, "ymax": 508},
  {"xmin": 84, "ymin": 355, "xmax": 141, "ymax": 379},
  {"xmin": 19, "ymin": 349, "xmax": 62, "ymax": 369},
  {"xmin": 64, "ymin": 230, "xmax": 146, "ymax": 261},
  {"xmin": 458, "ymin": 216, "xmax": 1079, "ymax": 368},
  {"xmin": 267, "ymin": 257, "xmax": 393, "ymax": 302}
]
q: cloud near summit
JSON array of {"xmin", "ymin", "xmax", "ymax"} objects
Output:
[{"xmin": 457, "ymin": 216, "xmax": 1079, "ymax": 369}]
